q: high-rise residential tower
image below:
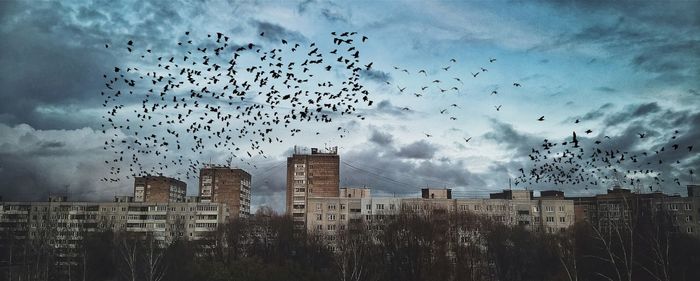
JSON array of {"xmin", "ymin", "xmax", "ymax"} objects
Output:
[
  {"xmin": 133, "ymin": 176, "xmax": 187, "ymax": 203},
  {"xmin": 199, "ymin": 165, "xmax": 252, "ymax": 219},
  {"xmin": 286, "ymin": 146, "xmax": 340, "ymax": 228}
]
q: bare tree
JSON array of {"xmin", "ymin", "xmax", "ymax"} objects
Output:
[
  {"xmin": 115, "ymin": 233, "xmax": 138, "ymax": 281},
  {"xmin": 142, "ymin": 234, "xmax": 167, "ymax": 281}
]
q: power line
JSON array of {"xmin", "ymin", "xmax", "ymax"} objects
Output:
[
  {"xmin": 342, "ymin": 158, "xmax": 461, "ymax": 187},
  {"xmin": 341, "ymin": 161, "xmax": 415, "ymax": 189}
]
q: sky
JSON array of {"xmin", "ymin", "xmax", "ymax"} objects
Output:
[{"xmin": 0, "ymin": 0, "xmax": 698, "ymax": 212}]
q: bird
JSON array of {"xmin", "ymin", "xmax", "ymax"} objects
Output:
[
  {"xmin": 463, "ymin": 137, "xmax": 471, "ymax": 143},
  {"xmin": 513, "ymin": 83, "xmax": 521, "ymax": 87},
  {"xmin": 489, "ymin": 58, "xmax": 496, "ymax": 63},
  {"xmin": 495, "ymin": 105, "xmax": 502, "ymax": 111},
  {"xmin": 537, "ymin": 116, "xmax": 545, "ymax": 121},
  {"xmin": 99, "ymin": 31, "xmax": 377, "ymax": 182}
]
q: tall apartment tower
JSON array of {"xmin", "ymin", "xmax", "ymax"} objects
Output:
[
  {"xmin": 133, "ymin": 176, "xmax": 186, "ymax": 203},
  {"xmin": 286, "ymin": 146, "xmax": 340, "ymax": 228},
  {"xmin": 199, "ymin": 165, "xmax": 252, "ymax": 219}
]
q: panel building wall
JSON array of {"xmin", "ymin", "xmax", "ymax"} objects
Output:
[
  {"xmin": 0, "ymin": 198, "xmax": 228, "ymax": 266},
  {"xmin": 286, "ymin": 147, "xmax": 340, "ymax": 229},
  {"xmin": 199, "ymin": 166, "xmax": 252, "ymax": 219},
  {"xmin": 133, "ymin": 175, "xmax": 187, "ymax": 203}
]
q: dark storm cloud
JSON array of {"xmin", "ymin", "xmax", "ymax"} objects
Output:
[
  {"xmin": 253, "ymin": 20, "xmax": 308, "ymax": 44},
  {"xmin": 564, "ymin": 102, "xmax": 614, "ymax": 123},
  {"xmin": 341, "ymin": 144, "xmax": 485, "ymax": 196},
  {"xmin": 371, "ymin": 100, "xmax": 408, "ymax": 117},
  {"xmin": 594, "ymin": 86, "xmax": 617, "ymax": 93},
  {"xmin": 538, "ymin": 1, "xmax": 700, "ymax": 89},
  {"xmin": 321, "ymin": 8, "xmax": 349, "ymax": 23},
  {"xmin": 483, "ymin": 119, "xmax": 541, "ymax": 157},
  {"xmin": 369, "ymin": 129, "xmax": 394, "ymax": 146},
  {"xmin": 395, "ymin": 140, "xmax": 437, "ymax": 159},
  {"xmin": 604, "ymin": 102, "xmax": 661, "ymax": 127},
  {"xmin": 296, "ymin": 0, "xmax": 315, "ymax": 13},
  {"xmin": 0, "ymin": 123, "xmax": 128, "ymax": 201},
  {"xmin": 0, "ymin": 0, "xmax": 206, "ymax": 129},
  {"xmin": 359, "ymin": 68, "xmax": 392, "ymax": 82}
]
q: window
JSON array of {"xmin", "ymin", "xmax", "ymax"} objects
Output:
[
  {"xmin": 328, "ymin": 214, "xmax": 336, "ymax": 221},
  {"xmin": 340, "ymin": 204, "xmax": 346, "ymax": 210},
  {"xmin": 545, "ymin": 206, "xmax": 554, "ymax": 212},
  {"xmin": 316, "ymin": 203, "xmax": 322, "ymax": 210},
  {"xmin": 327, "ymin": 224, "xmax": 336, "ymax": 231},
  {"xmin": 558, "ymin": 206, "xmax": 565, "ymax": 212},
  {"xmin": 340, "ymin": 214, "xmax": 346, "ymax": 220},
  {"xmin": 328, "ymin": 204, "xmax": 337, "ymax": 210},
  {"xmin": 390, "ymin": 204, "xmax": 395, "ymax": 210},
  {"xmin": 533, "ymin": 206, "xmax": 540, "ymax": 212},
  {"xmin": 559, "ymin": 217, "xmax": 566, "ymax": 223},
  {"xmin": 316, "ymin": 214, "xmax": 322, "ymax": 221},
  {"xmin": 376, "ymin": 204, "xmax": 384, "ymax": 210},
  {"xmin": 686, "ymin": 215, "xmax": 693, "ymax": 222},
  {"xmin": 366, "ymin": 204, "xmax": 372, "ymax": 210},
  {"xmin": 546, "ymin": 216, "xmax": 554, "ymax": 222},
  {"xmin": 316, "ymin": 225, "xmax": 323, "ymax": 230},
  {"xmin": 685, "ymin": 203, "xmax": 692, "ymax": 210},
  {"xmin": 688, "ymin": 227, "xmax": 694, "ymax": 233}
]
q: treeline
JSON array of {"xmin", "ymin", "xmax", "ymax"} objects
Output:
[{"xmin": 1, "ymin": 208, "xmax": 699, "ymax": 281}]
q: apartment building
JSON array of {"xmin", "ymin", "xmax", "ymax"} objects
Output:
[
  {"xmin": 303, "ymin": 188, "xmax": 575, "ymax": 236},
  {"xmin": 199, "ymin": 165, "xmax": 252, "ymax": 219},
  {"xmin": 287, "ymin": 147, "xmax": 340, "ymax": 229},
  {"xmin": 133, "ymin": 175, "xmax": 187, "ymax": 203},
  {"xmin": 0, "ymin": 196, "xmax": 228, "ymax": 266},
  {"xmin": 568, "ymin": 185, "xmax": 699, "ymax": 237}
]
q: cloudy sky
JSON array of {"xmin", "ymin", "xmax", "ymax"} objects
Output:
[{"xmin": 0, "ymin": 0, "xmax": 698, "ymax": 212}]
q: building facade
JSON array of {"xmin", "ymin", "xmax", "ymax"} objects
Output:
[
  {"xmin": 303, "ymin": 188, "xmax": 575, "ymax": 236},
  {"xmin": 567, "ymin": 185, "xmax": 700, "ymax": 237},
  {"xmin": 0, "ymin": 196, "xmax": 229, "ymax": 267},
  {"xmin": 199, "ymin": 165, "xmax": 252, "ymax": 219},
  {"xmin": 133, "ymin": 175, "xmax": 187, "ymax": 203},
  {"xmin": 286, "ymin": 147, "xmax": 340, "ymax": 229}
]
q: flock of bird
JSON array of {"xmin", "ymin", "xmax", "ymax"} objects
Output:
[
  {"xmin": 101, "ymin": 31, "xmax": 374, "ymax": 181},
  {"xmin": 515, "ymin": 127, "xmax": 696, "ymax": 192},
  {"xmin": 99, "ymin": 29, "xmax": 695, "ymax": 194},
  {"xmin": 380, "ymin": 57, "xmax": 524, "ymax": 145}
]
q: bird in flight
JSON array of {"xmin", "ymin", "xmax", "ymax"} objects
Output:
[
  {"xmin": 537, "ymin": 116, "xmax": 545, "ymax": 121},
  {"xmin": 463, "ymin": 137, "xmax": 472, "ymax": 143},
  {"xmin": 495, "ymin": 105, "xmax": 502, "ymax": 111}
]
